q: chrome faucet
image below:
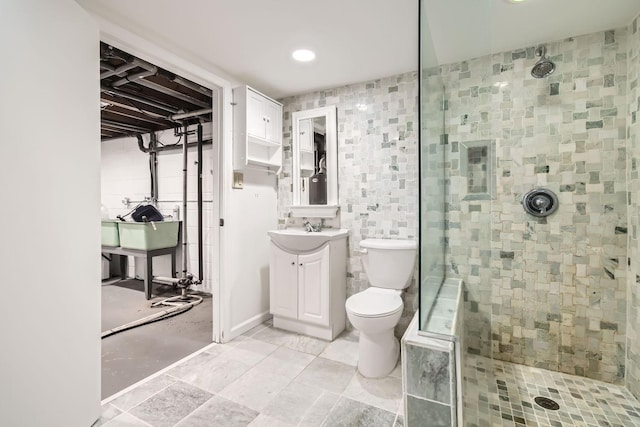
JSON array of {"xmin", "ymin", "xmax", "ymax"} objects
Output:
[{"xmin": 303, "ymin": 218, "xmax": 323, "ymax": 232}]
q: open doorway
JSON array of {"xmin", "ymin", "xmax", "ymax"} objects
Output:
[{"xmin": 99, "ymin": 42, "xmax": 220, "ymax": 398}]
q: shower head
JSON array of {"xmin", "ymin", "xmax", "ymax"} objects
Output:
[{"xmin": 531, "ymin": 46, "xmax": 555, "ymax": 78}]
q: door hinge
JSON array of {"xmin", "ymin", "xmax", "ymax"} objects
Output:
[{"xmin": 219, "ymin": 218, "xmax": 224, "ymax": 226}]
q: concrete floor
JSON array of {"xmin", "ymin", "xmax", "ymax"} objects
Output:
[{"xmin": 101, "ymin": 279, "xmax": 213, "ymax": 399}]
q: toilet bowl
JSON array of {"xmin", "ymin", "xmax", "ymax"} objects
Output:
[{"xmin": 345, "ymin": 238, "xmax": 416, "ymax": 378}]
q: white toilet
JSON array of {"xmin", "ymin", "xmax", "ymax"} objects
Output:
[{"xmin": 345, "ymin": 238, "xmax": 417, "ymax": 378}]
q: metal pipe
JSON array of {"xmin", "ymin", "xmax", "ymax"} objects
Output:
[
  {"xmin": 101, "ymin": 119, "xmax": 150, "ymax": 133},
  {"xmin": 100, "ymin": 61, "xmax": 138, "ymax": 79},
  {"xmin": 136, "ymin": 134, "xmax": 212, "ymax": 153},
  {"xmin": 101, "ymin": 84, "xmax": 180, "ymax": 114},
  {"xmin": 172, "ymin": 75, "xmax": 213, "ymax": 97},
  {"xmin": 149, "ymin": 133, "xmax": 159, "ymax": 204},
  {"xmin": 102, "ymin": 105, "xmax": 169, "ymax": 126},
  {"xmin": 197, "ymin": 123, "xmax": 204, "ymax": 282},
  {"xmin": 170, "ymin": 108, "xmax": 212, "ymax": 121},
  {"xmin": 100, "ymin": 94, "xmax": 169, "ymax": 120},
  {"xmin": 182, "ymin": 120, "xmax": 189, "ymax": 279},
  {"xmin": 112, "ymin": 68, "xmax": 158, "ymax": 87},
  {"xmin": 100, "ymin": 63, "xmax": 116, "ymax": 72},
  {"xmin": 134, "ymin": 78, "xmax": 210, "ymax": 108}
]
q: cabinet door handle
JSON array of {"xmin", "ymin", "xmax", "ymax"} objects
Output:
[
  {"xmin": 299, "ymin": 263, "xmax": 303, "ymax": 267},
  {"xmin": 291, "ymin": 261, "xmax": 295, "ymax": 266}
]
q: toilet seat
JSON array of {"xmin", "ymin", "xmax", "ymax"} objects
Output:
[{"xmin": 346, "ymin": 288, "xmax": 403, "ymax": 318}]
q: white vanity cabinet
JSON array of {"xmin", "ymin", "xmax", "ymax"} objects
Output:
[
  {"xmin": 233, "ymin": 85, "xmax": 283, "ymax": 173},
  {"xmin": 269, "ymin": 238, "xmax": 347, "ymax": 340}
]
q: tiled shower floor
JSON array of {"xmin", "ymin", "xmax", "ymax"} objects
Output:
[{"xmin": 464, "ymin": 355, "xmax": 640, "ymax": 427}]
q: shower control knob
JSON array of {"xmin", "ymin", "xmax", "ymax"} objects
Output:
[{"xmin": 522, "ymin": 188, "xmax": 558, "ymax": 217}]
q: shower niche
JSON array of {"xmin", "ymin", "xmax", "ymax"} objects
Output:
[{"xmin": 460, "ymin": 139, "xmax": 495, "ymax": 201}]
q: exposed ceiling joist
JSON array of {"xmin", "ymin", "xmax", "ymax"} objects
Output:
[{"xmin": 99, "ymin": 42, "xmax": 213, "ymax": 141}]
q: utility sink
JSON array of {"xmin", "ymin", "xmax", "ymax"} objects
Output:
[
  {"xmin": 118, "ymin": 221, "xmax": 180, "ymax": 251},
  {"xmin": 268, "ymin": 228, "xmax": 348, "ymax": 252},
  {"xmin": 101, "ymin": 220, "xmax": 120, "ymax": 247}
]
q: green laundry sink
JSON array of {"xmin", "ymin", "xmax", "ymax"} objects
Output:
[
  {"xmin": 118, "ymin": 221, "xmax": 180, "ymax": 251},
  {"xmin": 101, "ymin": 220, "xmax": 120, "ymax": 247}
]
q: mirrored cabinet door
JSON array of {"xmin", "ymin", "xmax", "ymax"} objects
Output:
[{"xmin": 291, "ymin": 105, "xmax": 338, "ymax": 217}]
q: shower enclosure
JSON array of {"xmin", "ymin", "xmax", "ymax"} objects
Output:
[{"xmin": 416, "ymin": 0, "xmax": 640, "ymax": 425}]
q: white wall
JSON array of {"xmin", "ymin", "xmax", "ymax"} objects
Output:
[
  {"xmin": 101, "ymin": 124, "xmax": 218, "ymax": 292},
  {"xmin": 224, "ymin": 170, "xmax": 278, "ymax": 338},
  {"xmin": 0, "ymin": 0, "xmax": 101, "ymax": 425}
]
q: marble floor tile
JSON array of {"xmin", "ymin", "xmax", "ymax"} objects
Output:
[
  {"xmin": 242, "ymin": 321, "xmax": 272, "ymax": 338},
  {"xmin": 167, "ymin": 350, "xmax": 252, "ymax": 393},
  {"xmin": 129, "ymin": 381, "xmax": 212, "ymax": 427},
  {"xmin": 295, "ymin": 357, "xmax": 357, "ymax": 394},
  {"xmin": 175, "ymin": 395, "xmax": 258, "ymax": 427},
  {"xmin": 219, "ymin": 367, "xmax": 292, "ymax": 412},
  {"xmin": 110, "ymin": 374, "xmax": 176, "ymax": 412},
  {"xmin": 261, "ymin": 381, "xmax": 325, "ymax": 424},
  {"xmin": 94, "ymin": 404, "xmax": 123, "ymax": 426},
  {"xmin": 99, "ymin": 321, "xmax": 403, "ymax": 427},
  {"xmin": 322, "ymin": 396, "xmax": 396, "ymax": 427},
  {"xmin": 342, "ymin": 373, "xmax": 403, "ymax": 413},
  {"xmin": 298, "ymin": 391, "xmax": 340, "ymax": 427},
  {"xmin": 247, "ymin": 413, "xmax": 295, "ymax": 426},
  {"xmin": 101, "ymin": 412, "xmax": 151, "ymax": 427},
  {"xmin": 252, "ymin": 326, "xmax": 329, "ymax": 356},
  {"xmin": 389, "ymin": 361, "xmax": 402, "ymax": 379},
  {"xmin": 319, "ymin": 332, "xmax": 360, "ymax": 366},
  {"xmin": 253, "ymin": 346, "xmax": 315, "ymax": 380},
  {"xmin": 222, "ymin": 336, "xmax": 279, "ymax": 365}
]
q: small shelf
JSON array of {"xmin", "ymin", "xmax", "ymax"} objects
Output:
[
  {"xmin": 248, "ymin": 134, "xmax": 281, "ymax": 147},
  {"xmin": 247, "ymin": 157, "xmax": 277, "ymax": 168},
  {"xmin": 233, "ymin": 85, "xmax": 283, "ymax": 174}
]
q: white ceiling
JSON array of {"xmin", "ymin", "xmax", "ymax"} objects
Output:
[{"xmin": 78, "ymin": 0, "xmax": 640, "ymax": 99}]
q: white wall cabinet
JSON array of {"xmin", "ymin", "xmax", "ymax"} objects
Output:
[
  {"xmin": 233, "ymin": 85, "xmax": 283, "ymax": 173},
  {"xmin": 269, "ymin": 239, "xmax": 346, "ymax": 340}
]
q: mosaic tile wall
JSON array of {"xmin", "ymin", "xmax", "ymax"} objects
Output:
[
  {"xmin": 277, "ymin": 72, "xmax": 419, "ymax": 336},
  {"xmin": 442, "ymin": 28, "xmax": 629, "ymax": 384},
  {"xmin": 627, "ymin": 13, "xmax": 640, "ymax": 401}
]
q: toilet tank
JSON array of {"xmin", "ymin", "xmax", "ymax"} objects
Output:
[{"xmin": 360, "ymin": 239, "xmax": 417, "ymax": 289}]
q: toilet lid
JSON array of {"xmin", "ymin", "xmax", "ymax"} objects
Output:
[{"xmin": 346, "ymin": 288, "xmax": 403, "ymax": 318}]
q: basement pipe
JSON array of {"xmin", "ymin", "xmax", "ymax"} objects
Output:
[
  {"xmin": 101, "ymin": 119, "xmax": 150, "ymax": 134},
  {"xmin": 100, "ymin": 61, "xmax": 139, "ymax": 80},
  {"xmin": 172, "ymin": 75, "xmax": 213, "ymax": 97},
  {"xmin": 149, "ymin": 133, "xmax": 159, "ymax": 204},
  {"xmin": 134, "ymin": 78, "xmax": 210, "ymax": 108},
  {"xmin": 197, "ymin": 123, "xmax": 204, "ymax": 282},
  {"xmin": 181, "ymin": 120, "xmax": 189, "ymax": 280},
  {"xmin": 170, "ymin": 108, "xmax": 213, "ymax": 121},
  {"xmin": 101, "ymin": 94, "xmax": 169, "ymax": 120},
  {"xmin": 101, "ymin": 84, "xmax": 180, "ymax": 114},
  {"xmin": 136, "ymin": 134, "xmax": 212, "ymax": 154},
  {"xmin": 112, "ymin": 68, "xmax": 158, "ymax": 88}
]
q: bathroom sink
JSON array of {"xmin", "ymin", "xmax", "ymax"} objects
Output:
[{"xmin": 268, "ymin": 228, "xmax": 348, "ymax": 252}]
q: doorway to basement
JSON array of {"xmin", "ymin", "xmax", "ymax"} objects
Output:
[{"xmin": 98, "ymin": 42, "xmax": 220, "ymax": 399}]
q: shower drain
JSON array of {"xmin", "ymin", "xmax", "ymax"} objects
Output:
[{"xmin": 534, "ymin": 396, "xmax": 560, "ymax": 410}]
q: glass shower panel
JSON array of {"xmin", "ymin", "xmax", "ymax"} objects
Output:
[{"xmin": 418, "ymin": 0, "xmax": 446, "ymax": 331}]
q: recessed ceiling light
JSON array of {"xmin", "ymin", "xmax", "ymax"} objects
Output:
[
  {"xmin": 292, "ymin": 49, "xmax": 316, "ymax": 62},
  {"xmin": 506, "ymin": 0, "xmax": 527, "ymax": 3}
]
